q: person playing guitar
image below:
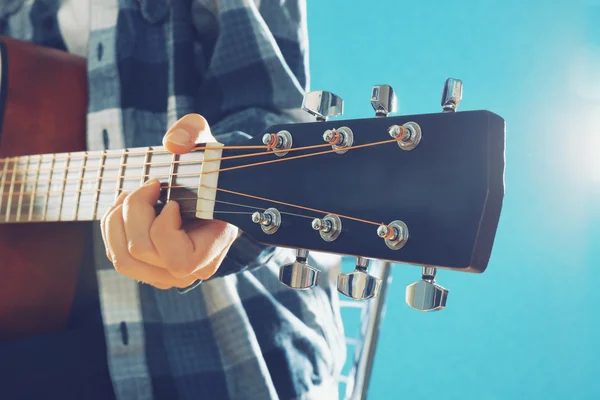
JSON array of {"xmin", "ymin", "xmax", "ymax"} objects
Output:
[{"xmin": 0, "ymin": 1, "xmax": 344, "ymax": 399}]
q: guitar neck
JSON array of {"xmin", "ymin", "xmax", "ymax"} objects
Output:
[{"xmin": 0, "ymin": 144, "xmax": 223, "ymax": 224}]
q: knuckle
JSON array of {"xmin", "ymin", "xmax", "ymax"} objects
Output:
[
  {"xmin": 194, "ymin": 268, "xmax": 215, "ymax": 281},
  {"xmin": 112, "ymin": 259, "xmax": 127, "ymax": 273},
  {"xmin": 128, "ymin": 241, "xmax": 153, "ymax": 260},
  {"xmin": 106, "ymin": 205, "xmax": 122, "ymax": 224},
  {"xmin": 167, "ymin": 260, "xmax": 196, "ymax": 278}
]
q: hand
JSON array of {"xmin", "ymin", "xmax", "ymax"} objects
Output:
[{"xmin": 100, "ymin": 114, "xmax": 239, "ymax": 289}]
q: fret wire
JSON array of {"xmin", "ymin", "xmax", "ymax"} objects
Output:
[
  {"xmin": 28, "ymin": 155, "xmax": 42, "ymax": 221},
  {"xmin": 42, "ymin": 154, "xmax": 56, "ymax": 221},
  {"xmin": 141, "ymin": 148, "xmax": 150, "ymax": 185},
  {"xmin": 57, "ymin": 153, "xmax": 71, "ymax": 220},
  {"xmin": 16, "ymin": 155, "xmax": 30, "ymax": 221},
  {"xmin": 73, "ymin": 152, "xmax": 87, "ymax": 220},
  {"xmin": 167, "ymin": 153, "xmax": 177, "ymax": 202},
  {"xmin": 92, "ymin": 152, "xmax": 106, "ymax": 220},
  {"xmin": 116, "ymin": 149, "xmax": 128, "ymax": 200},
  {"xmin": 5, "ymin": 156, "xmax": 18, "ymax": 222},
  {"xmin": 0, "ymin": 158, "xmax": 9, "ymax": 216}
]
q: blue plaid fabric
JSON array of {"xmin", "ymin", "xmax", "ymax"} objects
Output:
[{"xmin": 0, "ymin": 1, "xmax": 345, "ymax": 399}]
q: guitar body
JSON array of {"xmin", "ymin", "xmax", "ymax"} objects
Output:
[{"xmin": 0, "ymin": 37, "xmax": 88, "ymax": 341}]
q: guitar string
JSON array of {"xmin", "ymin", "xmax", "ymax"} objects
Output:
[
  {"xmin": 0, "ymin": 144, "xmax": 269, "ymax": 166},
  {"xmin": 0, "ymin": 135, "xmax": 405, "ymax": 226},
  {"xmin": 1, "ymin": 196, "xmax": 332, "ymax": 224},
  {"xmin": 0, "ymin": 124, "xmax": 380, "ymax": 169},
  {"xmin": 0, "ymin": 136, "xmax": 401, "ymax": 188},
  {"xmin": 0, "ymin": 140, "xmax": 341, "ymax": 175},
  {"xmin": 2, "ymin": 181, "xmax": 383, "ymax": 227},
  {"xmin": 0, "ymin": 128, "xmax": 407, "ymax": 177}
]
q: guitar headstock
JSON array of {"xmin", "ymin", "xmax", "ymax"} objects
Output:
[{"xmin": 211, "ymin": 79, "xmax": 505, "ymax": 310}]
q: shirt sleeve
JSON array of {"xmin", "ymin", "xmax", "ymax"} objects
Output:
[{"xmin": 188, "ymin": 0, "xmax": 311, "ymax": 282}]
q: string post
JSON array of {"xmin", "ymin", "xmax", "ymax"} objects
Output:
[
  {"xmin": 322, "ymin": 127, "xmax": 354, "ymax": 155},
  {"xmin": 377, "ymin": 220, "xmax": 409, "ymax": 250},
  {"xmin": 262, "ymin": 130, "xmax": 293, "ymax": 157},
  {"xmin": 252, "ymin": 207, "xmax": 281, "ymax": 235},
  {"xmin": 388, "ymin": 122, "xmax": 422, "ymax": 151},
  {"xmin": 312, "ymin": 214, "xmax": 342, "ymax": 242}
]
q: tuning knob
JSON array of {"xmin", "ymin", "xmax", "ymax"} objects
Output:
[
  {"xmin": 441, "ymin": 78, "xmax": 463, "ymax": 112},
  {"xmin": 405, "ymin": 267, "xmax": 448, "ymax": 312},
  {"xmin": 370, "ymin": 84, "xmax": 397, "ymax": 117},
  {"xmin": 301, "ymin": 90, "xmax": 344, "ymax": 121},
  {"xmin": 337, "ymin": 257, "xmax": 382, "ymax": 300},
  {"xmin": 279, "ymin": 249, "xmax": 320, "ymax": 289}
]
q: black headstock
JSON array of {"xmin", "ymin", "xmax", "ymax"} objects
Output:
[
  {"xmin": 213, "ymin": 108, "xmax": 505, "ymax": 273},
  {"xmin": 199, "ymin": 80, "xmax": 505, "ymax": 307}
]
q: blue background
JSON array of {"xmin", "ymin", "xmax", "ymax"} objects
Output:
[{"xmin": 307, "ymin": 1, "xmax": 600, "ymax": 399}]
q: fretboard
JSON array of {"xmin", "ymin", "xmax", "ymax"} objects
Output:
[{"xmin": 0, "ymin": 144, "xmax": 221, "ymax": 224}]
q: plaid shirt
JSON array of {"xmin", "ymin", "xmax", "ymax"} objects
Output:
[{"xmin": 0, "ymin": 1, "xmax": 345, "ymax": 399}]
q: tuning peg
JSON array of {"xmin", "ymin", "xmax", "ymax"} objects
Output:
[
  {"xmin": 370, "ymin": 84, "xmax": 397, "ymax": 117},
  {"xmin": 279, "ymin": 249, "xmax": 320, "ymax": 289},
  {"xmin": 312, "ymin": 214, "xmax": 342, "ymax": 242},
  {"xmin": 405, "ymin": 267, "xmax": 448, "ymax": 312},
  {"xmin": 441, "ymin": 78, "xmax": 463, "ymax": 112},
  {"xmin": 251, "ymin": 208, "xmax": 281, "ymax": 235},
  {"xmin": 301, "ymin": 90, "xmax": 344, "ymax": 121},
  {"xmin": 337, "ymin": 257, "xmax": 382, "ymax": 300}
]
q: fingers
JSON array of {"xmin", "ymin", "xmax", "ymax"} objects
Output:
[
  {"xmin": 100, "ymin": 192, "xmax": 128, "ymax": 261},
  {"xmin": 193, "ymin": 241, "xmax": 231, "ymax": 281},
  {"xmin": 150, "ymin": 201, "xmax": 238, "ymax": 279},
  {"xmin": 162, "ymin": 113, "xmax": 214, "ymax": 154},
  {"xmin": 122, "ymin": 178, "xmax": 164, "ymax": 267},
  {"xmin": 105, "ymin": 203, "xmax": 198, "ymax": 289}
]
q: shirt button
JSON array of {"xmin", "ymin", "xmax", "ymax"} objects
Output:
[
  {"xmin": 119, "ymin": 321, "xmax": 129, "ymax": 345},
  {"xmin": 103, "ymin": 129, "xmax": 110, "ymax": 149},
  {"xmin": 97, "ymin": 42, "xmax": 104, "ymax": 61}
]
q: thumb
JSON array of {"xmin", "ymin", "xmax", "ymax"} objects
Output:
[{"xmin": 162, "ymin": 113, "xmax": 214, "ymax": 154}]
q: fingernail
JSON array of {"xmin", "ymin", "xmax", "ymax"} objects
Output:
[
  {"xmin": 165, "ymin": 128, "xmax": 193, "ymax": 146},
  {"xmin": 144, "ymin": 178, "xmax": 159, "ymax": 186}
]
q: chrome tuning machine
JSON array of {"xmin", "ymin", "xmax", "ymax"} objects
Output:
[
  {"xmin": 441, "ymin": 78, "xmax": 463, "ymax": 112},
  {"xmin": 251, "ymin": 208, "xmax": 281, "ymax": 235},
  {"xmin": 370, "ymin": 84, "xmax": 397, "ymax": 117},
  {"xmin": 312, "ymin": 214, "xmax": 342, "ymax": 242},
  {"xmin": 279, "ymin": 249, "xmax": 320, "ymax": 289},
  {"xmin": 405, "ymin": 267, "xmax": 448, "ymax": 312},
  {"xmin": 302, "ymin": 90, "xmax": 344, "ymax": 122},
  {"xmin": 337, "ymin": 257, "xmax": 382, "ymax": 300}
]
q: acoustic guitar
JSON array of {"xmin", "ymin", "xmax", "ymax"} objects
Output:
[{"xmin": 0, "ymin": 37, "xmax": 505, "ymax": 342}]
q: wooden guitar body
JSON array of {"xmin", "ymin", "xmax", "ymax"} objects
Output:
[{"xmin": 0, "ymin": 37, "xmax": 88, "ymax": 341}]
